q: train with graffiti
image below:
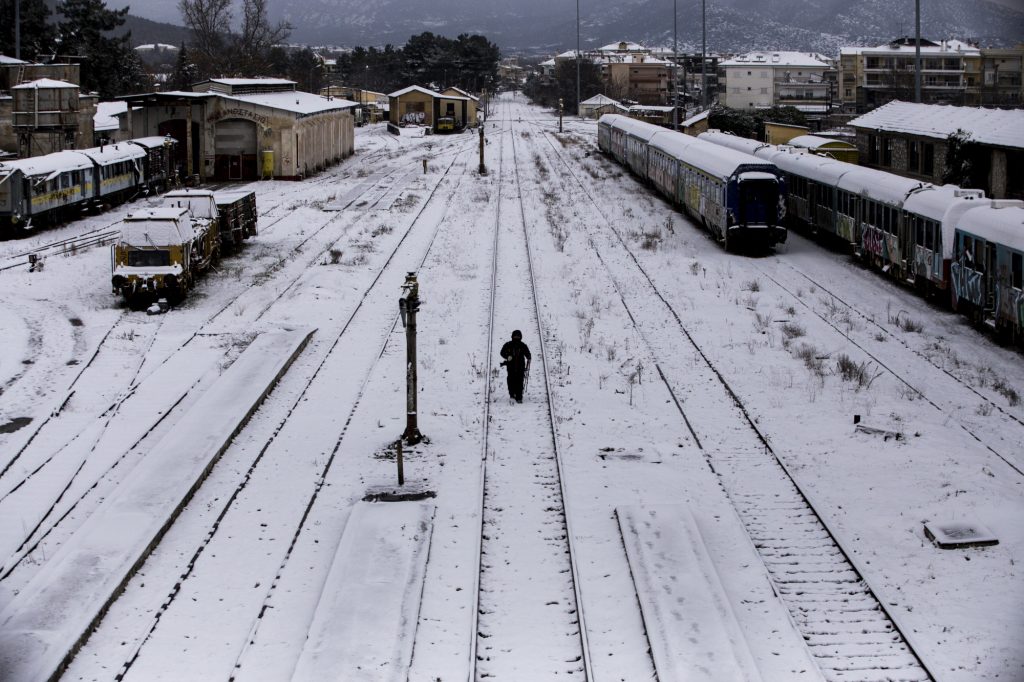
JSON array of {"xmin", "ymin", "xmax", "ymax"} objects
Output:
[
  {"xmin": 0, "ymin": 136, "xmax": 176, "ymax": 237},
  {"xmin": 697, "ymin": 130, "xmax": 1024, "ymax": 342},
  {"xmin": 598, "ymin": 114, "xmax": 787, "ymax": 251}
]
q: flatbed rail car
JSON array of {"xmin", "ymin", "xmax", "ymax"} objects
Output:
[
  {"xmin": 598, "ymin": 114, "xmax": 787, "ymax": 251},
  {"xmin": 0, "ymin": 136, "xmax": 177, "ymax": 236},
  {"xmin": 111, "ymin": 206, "xmax": 218, "ymax": 305},
  {"xmin": 213, "ymin": 189, "xmax": 258, "ymax": 251}
]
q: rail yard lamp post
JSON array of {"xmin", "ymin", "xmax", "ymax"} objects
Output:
[
  {"xmin": 399, "ymin": 272, "xmax": 423, "ymax": 444},
  {"xmin": 479, "ymin": 124, "xmax": 486, "ymax": 175},
  {"xmin": 701, "ymin": 0, "xmax": 708, "ymax": 109},
  {"xmin": 914, "ymin": 0, "xmax": 922, "ymax": 103},
  {"xmin": 576, "ymin": 0, "xmax": 581, "ymax": 117},
  {"xmin": 559, "ymin": 98, "xmax": 564, "ymax": 132},
  {"xmin": 673, "ymin": 0, "xmax": 678, "ymax": 130}
]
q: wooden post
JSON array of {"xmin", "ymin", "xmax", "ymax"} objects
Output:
[
  {"xmin": 422, "ymin": 158, "xmax": 427, "ymax": 174},
  {"xmin": 478, "ymin": 124, "xmax": 486, "ymax": 175},
  {"xmin": 397, "ymin": 438, "xmax": 404, "ymax": 486}
]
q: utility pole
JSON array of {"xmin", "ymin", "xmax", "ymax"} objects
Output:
[
  {"xmin": 576, "ymin": 0, "xmax": 581, "ymax": 117},
  {"xmin": 559, "ymin": 98, "xmax": 564, "ymax": 132},
  {"xmin": 15, "ymin": 0, "xmax": 21, "ymax": 60},
  {"xmin": 701, "ymin": 0, "xmax": 707, "ymax": 109},
  {"xmin": 399, "ymin": 273, "xmax": 422, "ymax": 444},
  {"xmin": 673, "ymin": 0, "xmax": 678, "ymax": 130},
  {"xmin": 914, "ymin": 0, "xmax": 922, "ymax": 103}
]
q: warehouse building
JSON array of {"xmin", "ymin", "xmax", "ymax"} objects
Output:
[
  {"xmin": 122, "ymin": 78, "xmax": 357, "ymax": 181},
  {"xmin": 388, "ymin": 85, "xmax": 474, "ymax": 132}
]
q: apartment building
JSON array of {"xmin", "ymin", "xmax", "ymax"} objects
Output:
[{"xmin": 719, "ymin": 52, "xmax": 831, "ymax": 114}]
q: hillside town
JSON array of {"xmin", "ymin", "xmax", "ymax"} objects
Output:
[{"xmin": 1, "ymin": 0, "xmax": 1024, "ymax": 680}]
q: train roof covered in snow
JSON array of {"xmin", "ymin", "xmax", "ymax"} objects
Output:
[
  {"xmin": 75, "ymin": 142, "xmax": 147, "ymax": 167},
  {"xmin": 955, "ymin": 200, "xmax": 1024, "ymax": 251},
  {"xmin": 120, "ymin": 207, "xmax": 196, "ymax": 246},
  {"xmin": 0, "ymin": 151, "xmax": 94, "ymax": 179}
]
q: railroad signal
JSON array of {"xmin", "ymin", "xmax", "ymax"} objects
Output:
[
  {"xmin": 478, "ymin": 125, "xmax": 487, "ymax": 176},
  {"xmin": 399, "ymin": 272, "xmax": 423, "ymax": 445}
]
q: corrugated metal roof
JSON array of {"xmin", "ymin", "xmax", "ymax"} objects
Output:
[{"xmin": 849, "ymin": 101, "xmax": 1024, "ymax": 149}]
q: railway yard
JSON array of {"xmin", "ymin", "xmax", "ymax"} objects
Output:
[{"xmin": 0, "ymin": 93, "xmax": 1022, "ymax": 681}]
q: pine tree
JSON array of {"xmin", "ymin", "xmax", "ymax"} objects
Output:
[
  {"xmin": 169, "ymin": 42, "xmax": 199, "ymax": 90},
  {"xmin": 0, "ymin": 0, "xmax": 56, "ymax": 61},
  {"xmin": 55, "ymin": 0, "xmax": 136, "ymax": 97}
]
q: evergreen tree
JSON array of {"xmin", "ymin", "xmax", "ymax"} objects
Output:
[
  {"xmin": 0, "ymin": 0, "xmax": 56, "ymax": 61},
  {"xmin": 56, "ymin": 0, "xmax": 138, "ymax": 97},
  {"xmin": 169, "ymin": 42, "xmax": 199, "ymax": 90}
]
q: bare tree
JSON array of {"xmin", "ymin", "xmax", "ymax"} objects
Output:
[
  {"xmin": 178, "ymin": 0, "xmax": 231, "ymax": 77},
  {"xmin": 235, "ymin": 0, "xmax": 290, "ymax": 74}
]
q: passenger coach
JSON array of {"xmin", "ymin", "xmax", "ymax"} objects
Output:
[{"xmin": 598, "ymin": 114, "xmax": 787, "ymax": 251}]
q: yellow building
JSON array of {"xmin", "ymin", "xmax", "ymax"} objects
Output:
[{"xmin": 388, "ymin": 85, "xmax": 473, "ymax": 132}]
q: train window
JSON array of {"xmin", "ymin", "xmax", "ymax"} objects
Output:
[
  {"xmin": 925, "ymin": 221, "xmax": 934, "ymax": 249},
  {"xmin": 1013, "ymin": 252, "xmax": 1023, "ymax": 289}
]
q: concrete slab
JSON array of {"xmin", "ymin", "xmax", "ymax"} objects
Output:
[
  {"xmin": 291, "ymin": 501, "xmax": 435, "ymax": 682},
  {"xmin": 617, "ymin": 505, "xmax": 764, "ymax": 682},
  {"xmin": 0, "ymin": 328, "xmax": 314, "ymax": 682}
]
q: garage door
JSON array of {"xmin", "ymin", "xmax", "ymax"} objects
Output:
[{"xmin": 215, "ymin": 120, "xmax": 257, "ymax": 155}]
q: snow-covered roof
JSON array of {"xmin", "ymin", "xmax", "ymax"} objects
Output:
[
  {"xmin": 539, "ymin": 59, "xmax": 556, "ymax": 67},
  {"xmin": 75, "ymin": 142, "xmax": 146, "ymax": 166},
  {"xmin": 598, "ymin": 41, "xmax": 647, "ymax": 52},
  {"xmin": 629, "ymin": 105, "xmax": 675, "ymax": 112},
  {"xmin": 227, "ymin": 91, "xmax": 357, "ymax": 115},
  {"xmin": 94, "ymin": 101, "xmax": 128, "ymax": 132},
  {"xmin": 11, "ymin": 78, "xmax": 79, "ymax": 90},
  {"xmin": 207, "ymin": 78, "xmax": 296, "ymax": 87},
  {"xmin": 720, "ymin": 52, "xmax": 829, "ymax": 68},
  {"xmin": 0, "ymin": 150, "xmax": 94, "ymax": 178},
  {"xmin": 442, "ymin": 87, "xmax": 478, "ymax": 101},
  {"xmin": 129, "ymin": 135, "xmax": 176, "ymax": 149},
  {"xmin": 840, "ymin": 39, "xmax": 979, "ymax": 56},
  {"xmin": 787, "ymin": 135, "xmax": 855, "ymax": 149},
  {"xmin": 681, "ymin": 110, "xmax": 709, "ymax": 127},
  {"xmin": 0, "ymin": 54, "xmax": 28, "ymax": 65},
  {"xmin": 388, "ymin": 85, "xmax": 442, "ymax": 98},
  {"xmin": 849, "ymin": 101, "xmax": 1024, "ymax": 149},
  {"xmin": 121, "ymin": 207, "xmax": 195, "ymax": 247},
  {"xmin": 135, "ymin": 43, "xmax": 178, "ymax": 51},
  {"xmin": 581, "ymin": 94, "xmax": 620, "ymax": 106},
  {"xmin": 956, "ymin": 200, "xmax": 1024, "ymax": 251},
  {"xmin": 837, "ymin": 165, "xmax": 926, "ymax": 206}
]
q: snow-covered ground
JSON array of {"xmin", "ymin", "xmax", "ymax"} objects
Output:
[{"xmin": 0, "ymin": 95, "xmax": 1021, "ymax": 682}]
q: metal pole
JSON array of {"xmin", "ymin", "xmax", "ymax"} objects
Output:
[
  {"xmin": 701, "ymin": 0, "xmax": 707, "ymax": 109},
  {"xmin": 401, "ymin": 272, "xmax": 422, "ymax": 444},
  {"xmin": 396, "ymin": 438, "xmax": 404, "ymax": 486},
  {"xmin": 914, "ymin": 0, "xmax": 921, "ymax": 103},
  {"xmin": 478, "ymin": 124, "xmax": 486, "ymax": 175},
  {"xmin": 15, "ymin": 0, "xmax": 21, "ymax": 60},
  {"xmin": 673, "ymin": 0, "xmax": 680, "ymax": 128},
  {"xmin": 576, "ymin": 0, "xmax": 581, "ymax": 117}
]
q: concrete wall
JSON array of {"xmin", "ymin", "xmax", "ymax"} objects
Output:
[
  {"xmin": 722, "ymin": 66, "xmax": 774, "ymax": 110},
  {"xmin": 391, "ymin": 92, "xmax": 436, "ymax": 127}
]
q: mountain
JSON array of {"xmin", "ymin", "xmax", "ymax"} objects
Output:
[{"xmin": 103, "ymin": 0, "xmax": 1024, "ymax": 54}]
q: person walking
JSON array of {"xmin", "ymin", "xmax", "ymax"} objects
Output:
[{"xmin": 499, "ymin": 330, "xmax": 532, "ymax": 403}]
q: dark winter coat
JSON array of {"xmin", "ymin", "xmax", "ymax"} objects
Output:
[{"xmin": 500, "ymin": 339, "xmax": 532, "ymax": 372}]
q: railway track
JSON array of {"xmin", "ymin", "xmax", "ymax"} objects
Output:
[
  {"xmin": 467, "ymin": 105, "xmax": 591, "ymax": 680},
  {"xmin": 756, "ymin": 259, "xmax": 1024, "ymax": 477},
  {"xmin": 0, "ymin": 224, "xmax": 122, "ymax": 272},
  {"xmin": 107, "ymin": 145, "xmax": 475, "ymax": 681},
  {"xmin": 524, "ymin": 117, "xmax": 933, "ymax": 682},
  {"xmin": 0, "ymin": 153, "xmax": 449, "ymax": 589}
]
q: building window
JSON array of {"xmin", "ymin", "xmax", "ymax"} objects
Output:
[
  {"xmin": 1013, "ymin": 252, "xmax": 1023, "ymax": 289},
  {"xmin": 868, "ymin": 134, "xmax": 878, "ymax": 164},
  {"xmin": 923, "ymin": 143, "xmax": 934, "ymax": 175},
  {"xmin": 760, "ymin": 87, "xmax": 768, "ymax": 94},
  {"xmin": 882, "ymin": 137, "xmax": 892, "ymax": 167},
  {"xmin": 747, "ymin": 86, "xmax": 752, "ymax": 91},
  {"xmin": 761, "ymin": 71, "xmax": 768, "ymax": 78},
  {"xmin": 845, "ymin": 88, "xmax": 852, "ymax": 97},
  {"xmin": 909, "ymin": 141, "xmax": 919, "ymax": 172}
]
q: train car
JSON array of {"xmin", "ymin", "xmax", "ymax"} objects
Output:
[
  {"xmin": 128, "ymin": 136, "xmax": 177, "ymax": 193},
  {"xmin": 902, "ymin": 185, "xmax": 986, "ymax": 293},
  {"xmin": 950, "ymin": 200, "xmax": 1024, "ymax": 341},
  {"xmin": 163, "ymin": 189, "xmax": 221, "ymax": 258},
  {"xmin": 600, "ymin": 116, "xmax": 786, "ymax": 251},
  {"xmin": 836, "ymin": 167, "xmax": 925, "ymax": 278},
  {"xmin": 213, "ymin": 189, "xmax": 258, "ymax": 251},
  {"xmin": 75, "ymin": 142, "xmax": 148, "ymax": 207},
  {"xmin": 0, "ymin": 151, "xmax": 94, "ymax": 234},
  {"xmin": 111, "ymin": 205, "xmax": 218, "ymax": 305}
]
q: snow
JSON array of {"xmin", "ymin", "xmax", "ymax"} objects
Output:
[
  {"xmin": 0, "ymin": 151, "xmax": 93, "ymax": 178},
  {"xmin": 849, "ymin": 101, "xmax": 1024, "ymax": 150},
  {"xmin": 721, "ymin": 51, "xmax": 830, "ymax": 68},
  {"xmin": 128, "ymin": 135, "xmax": 175, "ymax": 150},
  {"xmin": 119, "ymin": 208, "xmax": 195, "ymax": 246},
  {"xmin": 0, "ymin": 329, "xmax": 312, "ymax": 682},
  {"xmin": 93, "ymin": 101, "xmax": 128, "ymax": 132},
  {"xmin": 290, "ymin": 502, "xmax": 434, "ymax": 682},
  {"xmin": 786, "ymin": 134, "xmax": 853, "ymax": 149},
  {"xmin": 1, "ymin": 101, "xmax": 1022, "ymax": 682},
  {"xmin": 10, "ymin": 78, "xmax": 77, "ymax": 90},
  {"xmin": 956, "ymin": 200, "xmax": 1024, "ymax": 251},
  {"xmin": 227, "ymin": 91, "xmax": 358, "ymax": 115},
  {"xmin": 75, "ymin": 141, "xmax": 147, "ymax": 166}
]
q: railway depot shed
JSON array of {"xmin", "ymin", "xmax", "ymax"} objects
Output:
[
  {"xmin": 388, "ymin": 85, "xmax": 473, "ymax": 132},
  {"xmin": 121, "ymin": 79, "xmax": 357, "ymax": 181}
]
